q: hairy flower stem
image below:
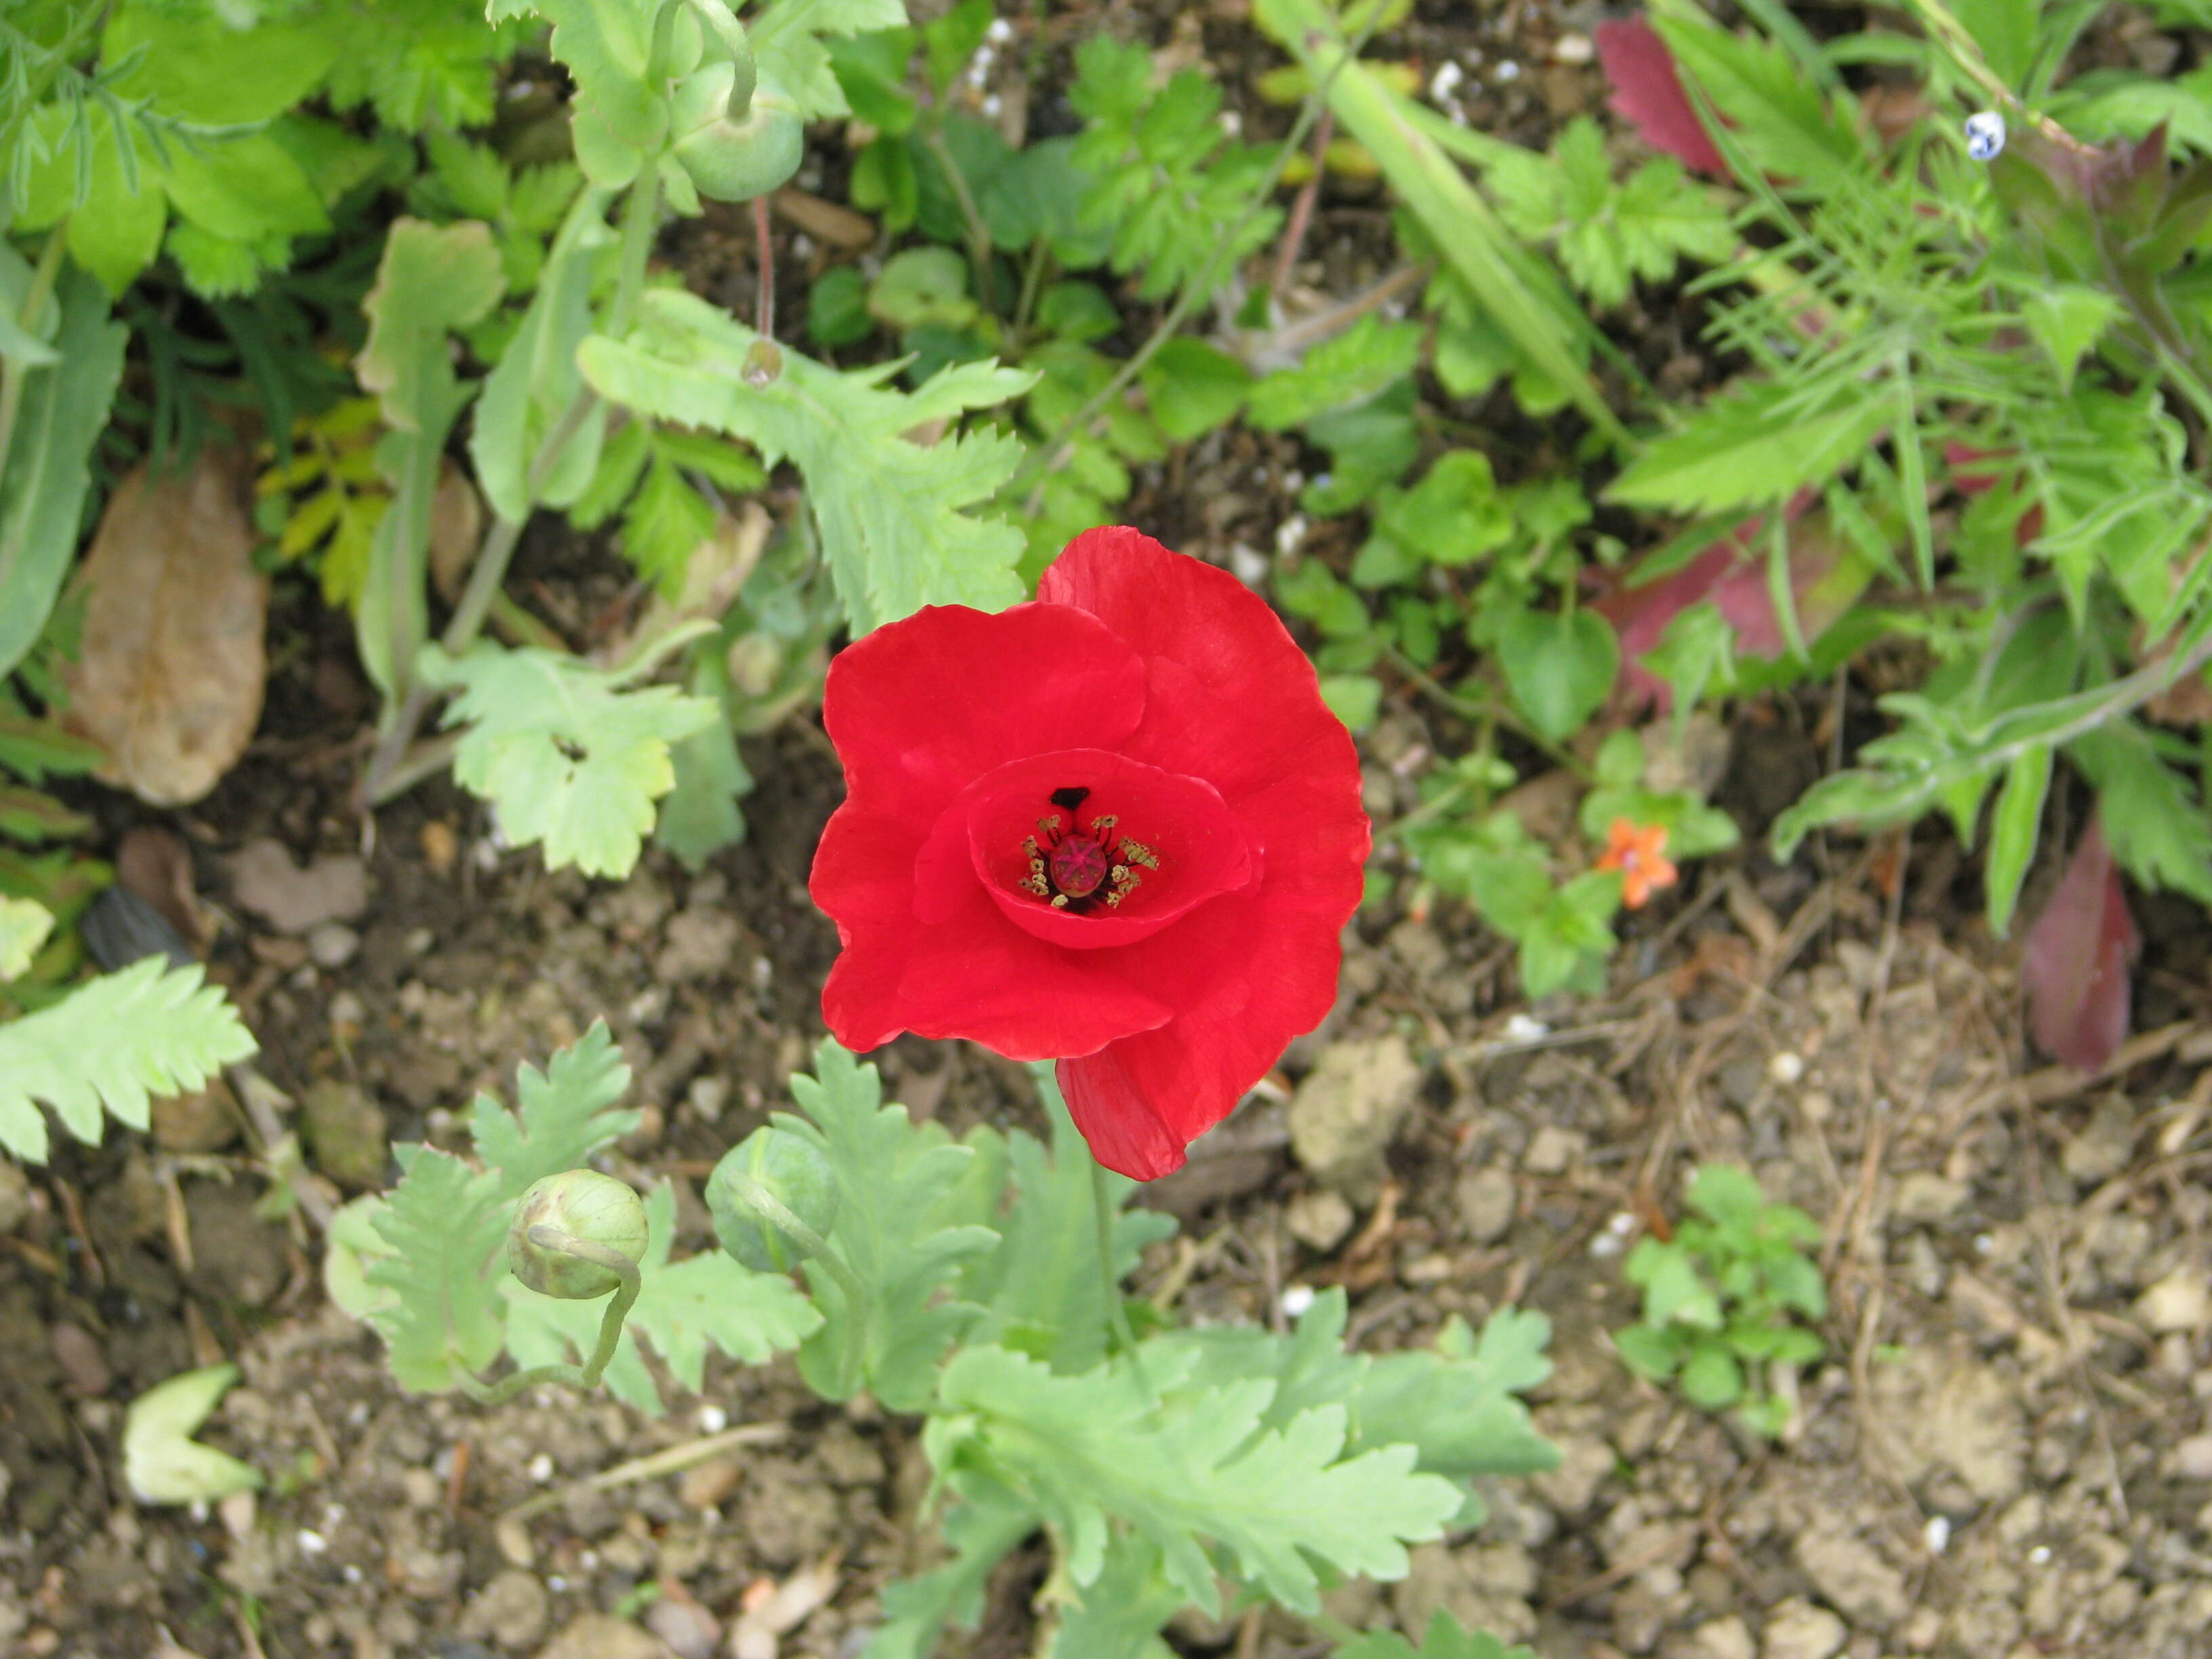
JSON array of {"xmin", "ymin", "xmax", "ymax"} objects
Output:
[
  {"xmin": 454, "ymin": 1229, "xmax": 642, "ymax": 1406},
  {"xmin": 719, "ymin": 1169, "xmax": 869, "ymax": 1401},
  {"xmin": 1089, "ymin": 1154, "xmax": 1156, "ymax": 1407},
  {"xmin": 359, "ymin": 169, "xmax": 662, "ymax": 812}
]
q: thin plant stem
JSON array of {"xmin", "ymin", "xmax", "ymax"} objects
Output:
[
  {"xmin": 720, "ymin": 1170, "xmax": 869, "ymax": 1400},
  {"xmin": 453, "ymin": 1230, "xmax": 642, "ymax": 1406},
  {"xmin": 1089, "ymin": 1155, "xmax": 1136, "ymax": 1357},
  {"xmin": 1269, "ymin": 108, "xmax": 1334, "ymax": 304},
  {"xmin": 919, "ymin": 117, "xmax": 998, "ymax": 312},
  {"xmin": 1088, "ymin": 1151, "xmax": 1155, "ymax": 1408},
  {"xmin": 0, "ymin": 224, "xmax": 66, "ymax": 482},
  {"xmin": 752, "ymin": 194, "xmax": 776, "ymax": 337}
]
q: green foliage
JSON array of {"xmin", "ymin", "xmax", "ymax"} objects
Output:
[
  {"xmin": 771, "ymin": 1040, "xmax": 998, "ymax": 1408},
  {"xmin": 1338, "ymin": 1612, "xmax": 1538, "ymax": 1659},
  {"xmin": 1404, "ymin": 804, "xmax": 1620, "ymax": 999},
  {"xmin": 504, "ymin": 1183, "xmax": 823, "ymax": 1414},
  {"xmin": 926, "ymin": 1343, "xmax": 1462, "ymax": 1614},
  {"xmin": 1482, "ymin": 117, "xmax": 1734, "ymax": 309},
  {"xmin": 579, "ymin": 289, "xmax": 1035, "ymax": 633},
  {"xmin": 0, "ymin": 262, "xmax": 126, "ymax": 680},
  {"xmin": 419, "ymin": 642, "xmax": 720, "ymax": 880},
  {"xmin": 337, "ymin": 1023, "xmax": 816, "ymax": 1407},
  {"xmin": 1068, "ymin": 35, "xmax": 1283, "ymax": 302},
  {"xmin": 1616, "ymin": 1165, "xmax": 1826, "ymax": 1436},
  {"xmin": 0, "ymin": 957, "xmax": 258, "ymax": 1164}
]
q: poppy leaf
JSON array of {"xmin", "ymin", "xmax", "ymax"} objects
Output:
[{"xmin": 2022, "ymin": 817, "xmax": 2139, "ymax": 1072}]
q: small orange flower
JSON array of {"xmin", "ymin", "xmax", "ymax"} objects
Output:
[{"xmin": 1597, "ymin": 818, "xmax": 1677, "ymax": 909}]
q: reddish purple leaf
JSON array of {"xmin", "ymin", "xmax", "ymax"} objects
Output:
[
  {"xmin": 1594, "ymin": 490, "xmax": 1845, "ymax": 711},
  {"xmin": 1595, "ymin": 16, "xmax": 1727, "ymax": 176},
  {"xmin": 2022, "ymin": 818, "xmax": 2139, "ymax": 1071}
]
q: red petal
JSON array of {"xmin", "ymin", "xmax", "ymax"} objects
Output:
[
  {"xmin": 1059, "ymin": 892, "xmax": 1351, "ymax": 1180},
  {"xmin": 821, "ymin": 600, "xmax": 1146, "ymax": 823},
  {"xmin": 2022, "ymin": 819, "xmax": 2139, "ymax": 1071},
  {"xmin": 1038, "ymin": 529, "xmax": 1370, "ymax": 1176},
  {"xmin": 1595, "ymin": 16, "xmax": 1726, "ymax": 176}
]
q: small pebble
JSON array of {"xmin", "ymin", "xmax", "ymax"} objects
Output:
[
  {"xmin": 1279, "ymin": 1284, "xmax": 1317, "ymax": 1319},
  {"xmin": 306, "ymin": 922, "xmax": 360, "ymax": 968},
  {"xmin": 1768, "ymin": 1050, "xmax": 1805, "ymax": 1085},
  {"xmin": 1552, "ymin": 32, "xmax": 1593, "ymax": 64},
  {"xmin": 298, "ymin": 1530, "xmax": 328, "ymax": 1556},
  {"xmin": 1923, "ymin": 1515, "xmax": 1950, "ymax": 1554},
  {"xmin": 698, "ymin": 1405, "xmax": 729, "ymax": 1435}
]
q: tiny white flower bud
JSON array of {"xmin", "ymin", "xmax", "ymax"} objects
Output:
[{"xmin": 1965, "ymin": 110, "xmax": 2006, "ymax": 162}]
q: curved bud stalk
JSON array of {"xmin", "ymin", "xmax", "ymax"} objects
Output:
[{"xmin": 457, "ymin": 1170, "xmax": 649, "ymax": 1406}]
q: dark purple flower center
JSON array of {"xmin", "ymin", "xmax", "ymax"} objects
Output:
[{"xmin": 1017, "ymin": 786, "xmax": 1160, "ymax": 914}]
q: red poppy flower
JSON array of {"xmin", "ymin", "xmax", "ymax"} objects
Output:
[{"xmin": 808, "ymin": 527, "xmax": 1370, "ymax": 1179}]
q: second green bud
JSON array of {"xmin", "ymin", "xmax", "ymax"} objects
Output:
[{"xmin": 708, "ymin": 1126, "xmax": 837, "ymax": 1273}]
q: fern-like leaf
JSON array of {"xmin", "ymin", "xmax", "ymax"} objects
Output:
[
  {"xmin": 748, "ymin": 0, "xmax": 909, "ymax": 121},
  {"xmin": 421, "ymin": 640, "xmax": 718, "ymax": 878},
  {"xmin": 928, "ymin": 1344, "xmax": 1463, "ymax": 1614},
  {"xmin": 0, "ymin": 958, "xmax": 257, "ymax": 1163},
  {"xmin": 578, "ymin": 290, "xmax": 1035, "ymax": 634},
  {"xmin": 469, "ymin": 1019, "xmax": 640, "ymax": 1200},
  {"xmin": 363, "ymin": 1144, "xmax": 510, "ymax": 1393},
  {"xmin": 775, "ymin": 1040, "xmax": 1000, "ymax": 1409}
]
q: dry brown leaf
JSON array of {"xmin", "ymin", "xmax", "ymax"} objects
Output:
[
  {"xmin": 771, "ymin": 188, "xmax": 875, "ymax": 251},
  {"xmin": 428, "ymin": 458, "xmax": 485, "ymax": 604},
  {"xmin": 62, "ymin": 448, "xmax": 267, "ymax": 805},
  {"xmin": 116, "ymin": 825, "xmax": 207, "ymax": 950},
  {"xmin": 228, "ymin": 837, "xmax": 369, "ymax": 934}
]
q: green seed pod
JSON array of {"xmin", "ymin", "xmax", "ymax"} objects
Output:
[
  {"xmin": 672, "ymin": 66, "xmax": 804, "ymax": 205},
  {"xmin": 708, "ymin": 1126, "xmax": 837, "ymax": 1273},
  {"xmin": 507, "ymin": 1170, "xmax": 649, "ymax": 1300}
]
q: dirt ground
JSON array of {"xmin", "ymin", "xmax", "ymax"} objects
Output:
[{"xmin": 6, "ymin": 2, "xmax": 2212, "ymax": 1658}]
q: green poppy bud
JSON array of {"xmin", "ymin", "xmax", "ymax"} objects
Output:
[
  {"xmin": 508, "ymin": 1170, "xmax": 649, "ymax": 1300},
  {"xmin": 671, "ymin": 66, "xmax": 804, "ymax": 205},
  {"xmin": 707, "ymin": 1126, "xmax": 837, "ymax": 1273}
]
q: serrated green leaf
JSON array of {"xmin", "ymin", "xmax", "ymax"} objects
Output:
[
  {"xmin": 1051, "ymin": 1531, "xmax": 1186, "ymax": 1659},
  {"xmin": 0, "ymin": 958, "xmax": 257, "ymax": 1164},
  {"xmin": 752, "ymin": 0, "xmax": 912, "ymax": 121},
  {"xmin": 1611, "ymin": 1321, "xmax": 1682, "ymax": 1380},
  {"xmin": 1677, "ymin": 1338, "xmax": 1742, "ymax": 1408},
  {"xmin": 421, "ymin": 642, "xmax": 718, "ymax": 878},
  {"xmin": 365, "ymin": 1145, "xmax": 509, "ymax": 1393},
  {"xmin": 2070, "ymin": 723, "xmax": 2212, "ymax": 903},
  {"xmin": 1147, "ymin": 1292, "xmax": 1557, "ymax": 1492},
  {"xmin": 469, "ymin": 1020, "xmax": 640, "ymax": 1200},
  {"xmin": 1608, "ymin": 380, "xmax": 1891, "ymax": 516},
  {"xmin": 867, "ymin": 1473, "xmax": 1040, "ymax": 1659},
  {"xmin": 930, "ymin": 1344, "xmax": 1462, "ymax": 1612},
  {"xmin": 1139, "ymin": 338, "xmax": 1253, "ymax": 442},
  {"xmin": 502, "ymin": 1183, "xmax": 821, "ymax": 1413},
  {"xmin": 581, "ymin": 291, "xmax": 1033, "ymax": 633},
  {"xmin": 776, "ymin": 1040, "xmax": 999, "ymax": 1408},
  {"xmin": 1984, "ymin": 743, "xmax": 2050, "ymax": 938},
  {"xmin": 2021, "ymin": 285, "xmax": 2120, "ymax": 393},
  {"xmin": 0, "ymin": 897, "xmax": 55, "ymax": 981},
  {"xmin": 123, "ymin": 1364, "xmax": 264, "ymax": 1505},
  {"xmin": 1247, "ymin": 315, "xmax": 1424, "ymax": 430},
  {"xmin": 1338, "ymin": 1610, "xmax": 1538, "ymax": 1659}
]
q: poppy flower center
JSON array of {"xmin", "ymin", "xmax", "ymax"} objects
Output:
[{"xmin": 1015, "ymin": 785, "xmax": 1160, "ymax": 914}]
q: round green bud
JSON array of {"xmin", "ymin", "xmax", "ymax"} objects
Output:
[
  {"xmin": 672, "ymin": 72, "xmax": 804, "ymax": 205},
  {"xmin": 707, "ymin": 1126, "xmax": 837, "ymax": 1273},
  {"xmin": 507, "ymin": 1170, "xmax": 649, "ymax": 1300}
]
